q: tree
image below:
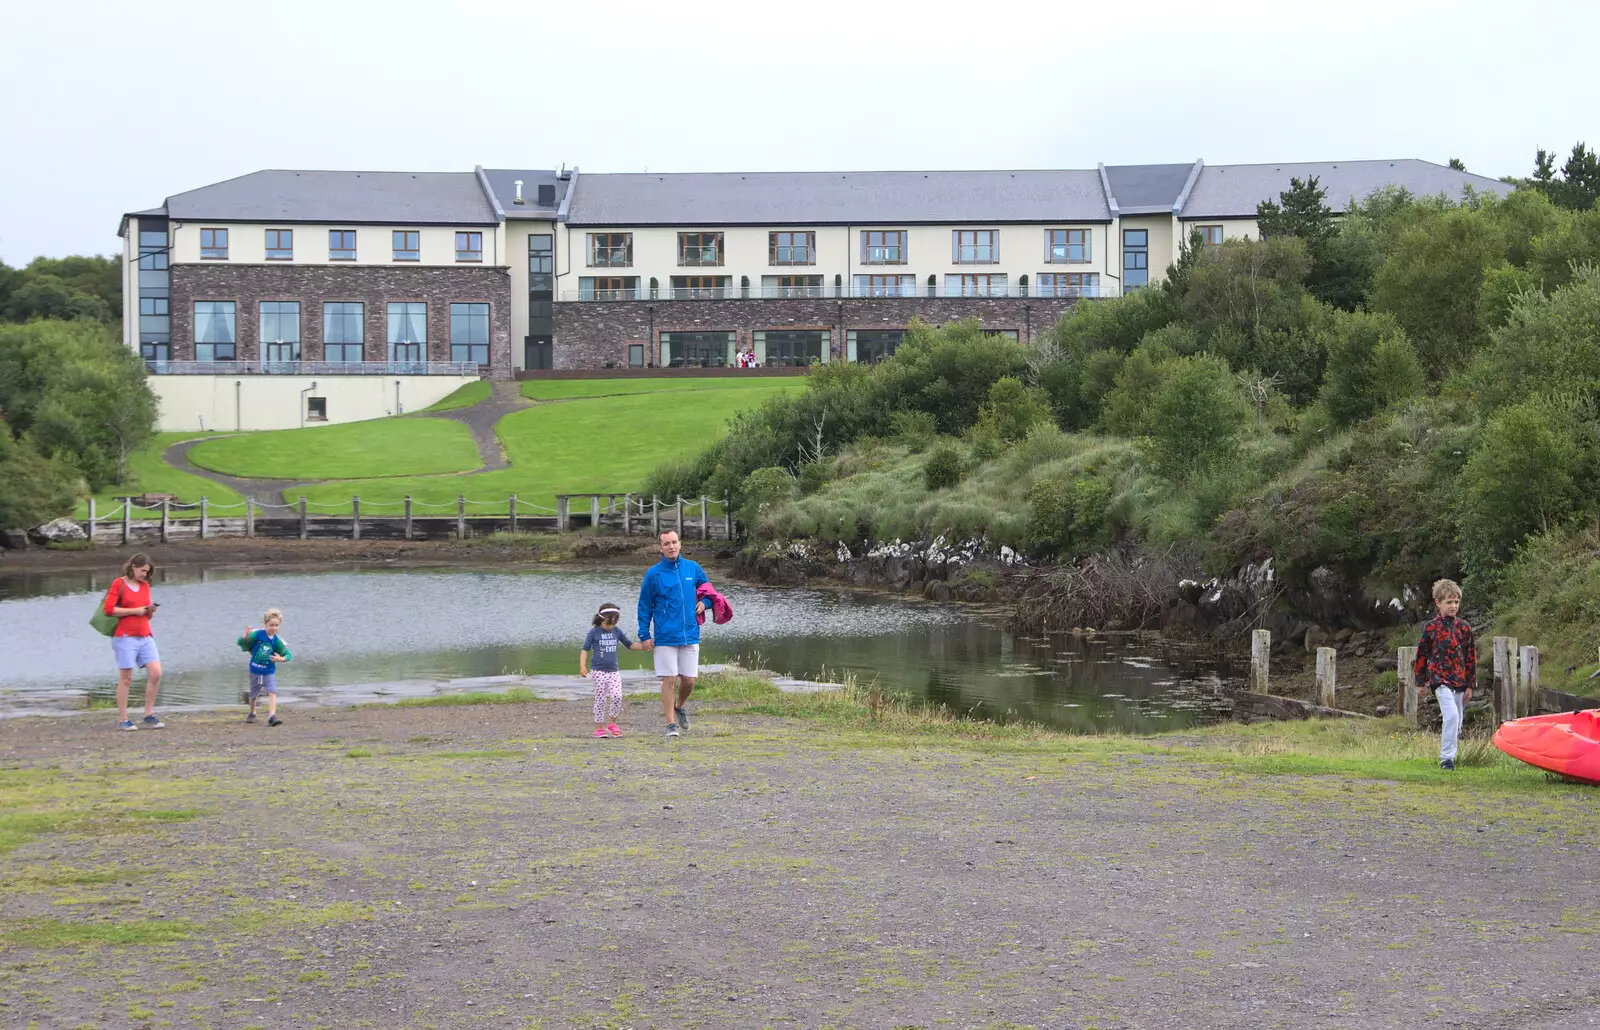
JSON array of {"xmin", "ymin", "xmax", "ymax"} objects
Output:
[
  {"xmin": 1318, "ymin": 310, "xmax": 1425, "ymax": 427},
  {"xmin": 1144, "ymin": 355, "xmax": 1249, "ymax": 482},
  {"xmin": 1467, "ymin": 265, "xmax": 1600, "ymax": 412},
  {"xmin": 0, "ymin": 428, "xmax": 81, "ymax": 530},
  {"xmin": 1530, "ymin": 142, "xmax": 1600, "ymax": 211},
  {"xmin": 1371, "ymin": 206, "xmax": 1507, "ymax": 377},
  {"xmin": 1448, "ymin": 158, "xmax": 1467, "ymax": 171},
  {"xmin": 1256, "ymin": 175, "xmax": 1337, "ymax": 253},
  {"xmin": 974, "ymin": 376, "xmax": 1049, "ymax": 443}
]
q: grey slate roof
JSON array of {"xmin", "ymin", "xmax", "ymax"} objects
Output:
[
  {"xmin": 1181, "ymin": 159, "xmax": 1513, "ymax": 218},
  {"xmin": 565, "ymin": 169, "xmax": 1112, "ymax": 225},
  {"xmin": 1103, "ymin": 163, "xmax": 1197, "ymax": 215},
  {"xmin": 480, "ymin": 169, "xmax": 568, "ymax": 219},
  {"xmin": 160, "ymin": 170, "xmax": 498, "ymax": 224}
]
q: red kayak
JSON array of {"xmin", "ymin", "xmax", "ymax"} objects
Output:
[{"xmin": 1493, "ymin": 710, "xmax": 1600, "ymax": 785}]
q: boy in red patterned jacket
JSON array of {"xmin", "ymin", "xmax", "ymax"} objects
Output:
[{"xmin": 1412, "ymin": 578, "xmax": 1476, "ymax": 770}]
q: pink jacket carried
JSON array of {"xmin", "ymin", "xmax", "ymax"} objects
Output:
[{"xmin": 695, "ymin": 581, "xmax": 733, "ymax": 625}]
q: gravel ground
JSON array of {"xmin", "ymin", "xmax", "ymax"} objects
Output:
[{"xmin": 2, "ymin": 700, "xmax": 1598, "ymax": 1030}]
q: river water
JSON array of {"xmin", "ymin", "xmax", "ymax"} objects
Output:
[{"xmin": 0, "ymin": 564, "xmax": 1239, "ymax": 731}]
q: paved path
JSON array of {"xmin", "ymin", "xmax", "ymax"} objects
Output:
[
  {"xmin": 163, "ymin": 381, "xmax": 527, "ymax": 507},
  {"xmin": 3, "ymin": 704, "xmax": 1598, "ymax": 1029}
]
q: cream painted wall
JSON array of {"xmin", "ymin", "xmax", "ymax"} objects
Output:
[
  {"xmin": 150, "ymin": 375, "xmax": 479, "ymax": 432},
  {"xmin": 168, "ymin": 223, "xmax": 500, "ymax": 266},
  {"xmin": 565, "ymin": 223, "xmax": 1111, "ymax": 297},
  {"xmin": 122, "ymin": 218, "xmax": 138, "ymax": 348},
  {"xmin": 502, "ymin": 219, "xmax": 559, "ymax": 370}
]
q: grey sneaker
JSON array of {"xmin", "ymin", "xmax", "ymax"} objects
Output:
[
  {"xmin": 267, "ymin": 715, "xmax": 282, "ymax": 727},
  {"xmin": 674, "ymin": 707, "xmax": 690, "ymax": 732},
  {"xmin": 141, "ymin": 714, "xmax": 165, "ymax": 729},
  {"xmin": 244, "ymin": 713, "xmax": 257, "ymax": 724},
  {"xmin": 665, "ymin": 722, "xmax": 680, "ymax": 738},
  {"xmin": 118, "ymin": 719, "xmax": 136, "ymax": 731}
]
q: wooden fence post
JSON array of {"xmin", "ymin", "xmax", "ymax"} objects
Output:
[
  {"xmin": 457, "ymin": 495, "xmax": 467, "ymax": 540},
  {"xmin": 1398, "ymin": 646, "xmax": 1418, "ymax": 728},
  {"xmin": 199, "ymin": 497, "xmax": 209, "ymax": 540},
  {"xmin": 723, "ymin": 492, "xmax": 732, "ymax": 541},
  {"xmin": 160, "ymin": 499, "xmax": 170, "ymax": 544},
  {"xmin": 509, "ymin": 494, "xmax": 518, "ymax": 534},
  {"xmin": 403, "ymin": 495, "xmax": 413, "ymax": 540},
  {"xmin": 651, "ymin": 496, "xmax": 660, "ymax": 536},
  {"xmin": 245, "ymin": 497, "xmax": 255, "ymax": 538},
  {"xmin": 1250, "ymin": 629, "xmax": 1270, "ymax": 694},
  {"xmin": 1494, "ymin": 636, "xmax": 1520, "ymax": 720},
  {"xmin": 556, "ymin": 496, "xmax": 569, "ymax": 533},
  {"xmin": 298, "ymin": 497, "xmax": 308, "ymax": 540},
  {"xmin": 623, "ymin": 493, "xmax": 632, "ymax": 536},
  {"xmin": 86, "ymin": 498, "xmax": 96, "ymax": 545},
  {"xmin": 675, "ymin": 496, "xmax": 683, "ymax": 537},
  {"xmin": 591, "ymin": 494, "xmax": 600, "ymax": 530},
  {"xmin": 1315, "ymin": 647, "xmax": 1337, "ymax": 708},
  {"xmin": 1519, "ymin": 645, "xmax": 1540, "ymax": 718},
  {"xmin": 122, "ymin": 499, "xmax": 131, "ymax": 545},
  {"xmin": 700, "ymin": 494, "xmax": 710, "ymax": 540},
  {"xmin": 351, "ymin": 496, "xmax": 360, "ymax": 541}
]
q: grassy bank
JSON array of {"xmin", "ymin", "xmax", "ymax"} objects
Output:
[
  {"xmin": 520, "ymin": 377, "xmax": 804, "ymax": 401},
  {"xmin": 421, "ymin": 380, "xmax": 492, "ymax": 411},
  {"xmin": 73, "ymin": 432, "xmax": 247, "ymax": 519},
  {"xmin": 185, "ymin": 417, "xmax": 482, "ymax": 479}
]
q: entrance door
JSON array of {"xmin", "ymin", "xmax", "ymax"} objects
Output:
[{"xmin": 525, "ymin": 337, "xmax": 553, "ymax": 370}]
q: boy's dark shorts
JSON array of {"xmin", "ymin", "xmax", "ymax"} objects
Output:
[{"xmin": 249, "ymin": 673, "xmax": 277, "ymax": 698}]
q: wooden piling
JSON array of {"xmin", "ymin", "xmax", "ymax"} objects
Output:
[
  {"xmin": 723, "ymin": 492, "xmax": 732, "ymax": 541},
  {"xmin": 86, "ymin": 498, "xmax": 95, "ymax": 545},
  {"xmin": 298, "ymin": 497, "xmax": 308, "ymax": 540},
  {"xmin": 622, "ymin": 493, "xmax": 632, "ymax": 535},
  {"xmin": 556, "ymin": 496, "xmax": 569, "ymax": 533},
  {"xmin": 591, "ymin": 494, "xmax": 600, "ymax": 530},
  {"xmin": 403, "ymin": 496, "xmax": 413, "ymax": 540},
  {"xmin": 509, "ymin": 495, "xmax": 518, "ymax": 534},
  {"xmin": 1494, "ymin": 636, "xmax": 1520, "ymax": 720},
  {"xmin": 675, "ymin": 496, "xmax": 683, "ymax": 537},
  {"xmin": 351, "ymin": 496, "xmax": 360, "ymax": 541},
  {"xmin": 1250, "ymin": 629, "xmax": 1270, "ymax": 694},
  {"xmin": 700, "ymin": 495, "xmax": 710, "ymax": 540},
  {"xmin": 160, "ymin": 499, "xmax": 170, "ymax": 543},
  {"xmin": 457, "ymin": 495, "xmax": 466, "ymax": 540},
  {"xmin": 245, "ymin": 497, "xmax": 255, "ymax": 538},
  {"xmin": 199, "ymin": 497, "xmax": 208, "ymax": 539},
  {"xmin": 1398, "ymin": 646, "xmax": 1418, "ymax": 727},
  {"xmin": 1519, "ymin": 646, "xmax": 1540, "ymax": 718},
  {"xmin": 122, "ymin": 499, "xmax": 130, "ymax": 544},
  {"xmin": 1315, "ymin": 647, "xmax": 1337, "ymax": 708},
  {"xmin": 651, "ymin": 496, "xmax": 660, "ymax": 536}
]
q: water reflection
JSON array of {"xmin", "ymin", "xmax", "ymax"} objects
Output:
[{"xmin": 0, "ymin": 565, "xmax": 1238, "ymax": 731}]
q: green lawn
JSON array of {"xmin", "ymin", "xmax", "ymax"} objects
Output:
[
  {"xmin": 184, "ymin": 418, "xmax": 482, "ymax": 480},
  {"xmin": 75, "ymin": 432, "xmax": 248, "ymax": 520},
  {"xmin": 298, "ymin": 385, "xmax": 786, "ymax": 514},
  {"xmin": 423, "ymin": 380, "xmax": 492, "ymax": 411},
  {"xmin": 520, "ymin": 376, "xmax": 805, "ymax": 400}
]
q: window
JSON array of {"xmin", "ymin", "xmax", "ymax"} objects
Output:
[
  {"xmin": 259, "ymin": 301, "xmax": 301, "ymax": 364},
  {"xmin": 660, "ymin": 331, "xmax": 734, "ymax": 367},
  {"xmin": 758, "ymin": 329, "xmax": 828, "ymax": 366},
  {"xmin": 138, "ymin": 297, "xmax": 169, "ymax": 335},
  {"xmin": 853, "ymin": 274, "xmax": 915, "ymax": 297},
  {"xmin": 455, "ymin": 232, "xmax": 483, "ymax": 262},
  {"xmin": 265, "ymin": 229, "xmax": 293, "ymax": 260},
  {"xmin": 861, "ymin": 230, "xmax": 906, "ymax": 264},
  {"xmin": 138, "ymin": 228, "xmax": 170, "ymax": 362},
  {"xmin": 1123, "ymin": 229, "xmax": 1149, "ymax": 290},
  {"xmin": 587, "ymin": 233, "xmax": 633, "ymax": 267},
  {"xmin": 393, "ymin": 230, "xmax": 420, "ymax": 261},
  {"xmin": 194, "ymin": 301, "xmax": 236, "ymax": 362},
  {"xmin": 1047, "ymin": 228, "xmax": 1089, "ymax": 263},
  {"xmin": 138, "ymin": 247, "xmax": 168, "ymax": 272},
  {"xmin": 1038, "ymin": 272, "xmax": 1100, "ymax": 298},
  {"xmin": 946, "ymin": 273, "xmax": 1008, "ymax": 297},
  {"xmin": 529, "ymin": 234, "xmax": 554, "ymax": 335},
  {"xmin": 671, "ymin": 276, "xmax": 730, "ymax": 300},
  {"xmin": 762, "ymin": 275, "xmax": 824, "ymax": 298},
  {"xmin": 578, "ymin": 276, "xmax": 639, "ymax": 301},
  {"xmin": 953, "ymin": 230, "xmax": 998, "ymax": 263},
  {"xmin": 628, "ymin": 343, "xmax": 645, "ymax": 368},
  {"xmin": 329, "ymin": 230, "xmax": 357, "ymax": 260},
  {"xmin": 1196, "ymin": 225, "xmax": 1223, "ymax": 248},
  {"xmin": 306, "ymin": 397, "xmax": 327, "ymax": 422},
  {"xmin": 387, "ymin": 302, "xmax": 427, "ymax": 364},
  {"xmin": 990, "ymin": 329, "xmax": 1020, "ymax": 342},
  {"xmin": 323, "ymin": 301, "xmax": 364, "ymax": 363},
  {"xmin": 849, "ymin": 329, "xmax": 902, "ymax": 364},
  {"xmin": 200, "ymin": 228, "xmax": 229, "ymax": 260},
  {"xmin": 678, "ymin": 232, "xmax": 723, "ymax": 267},
  {"xmin": 450, "ymin": 302, "xmax": 490, "ymax": 364},
  {"xmin": 769, "ymin": 231, "xmax": 815, "ymax": 265}
]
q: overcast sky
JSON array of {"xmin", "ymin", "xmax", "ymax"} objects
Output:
[{"xmin": 1, "ymin": 0, "xmax": 1594, "ymax": 263}]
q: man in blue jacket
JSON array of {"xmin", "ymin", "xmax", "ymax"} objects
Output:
[{"xmin": 638, "ymin": 530, "xmax": 708, "ymax": 738}]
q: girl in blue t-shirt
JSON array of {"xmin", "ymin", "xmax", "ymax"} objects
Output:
[{"xmin": 580, "ymin": 603, "xmax": 644, "ymax": 738}]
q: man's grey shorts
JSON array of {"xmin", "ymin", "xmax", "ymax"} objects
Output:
[
  {"xmin": 249, "ymin": 673, "xmax": 278, "ymax": 698},
  {"xmin": 112, "ymin": 636, "xmax": 160, "ymax": 671}
]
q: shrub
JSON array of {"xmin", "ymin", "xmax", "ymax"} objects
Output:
[
  {"xmin": 1466, "ymin": 265, "xmax": 1600, "ymax": 413},
  {"xmin": 1026, "ymin": 474, "xmax": 1113, "ymax": 557},
  {"xmin": 975, "ymin": 376, "xmax": 1050, "ymax": 443},
  {"xmin": 738, "ymin": 466, "xmax": 799, "ymax": 528},
  {"xmin": 798, "ymin": 458, "xmax": 834, "ymax": 495},
  {"xmin": 887, "ymin": 409, "xmax": 938, "ymax": 452},
  {"xmin": 923, "ymin": 445, "xmax": 963, "ymax": 491},
  {"xmin": 1318, "ymin": 310, "xmax": 1425, "ymax": 427},
  {"xmin": 1143, "ymin": 355, "xmax": 1250, "ymax": 482}
]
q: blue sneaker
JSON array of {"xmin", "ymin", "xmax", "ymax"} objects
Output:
[
  {"xmin": 674, "ymin": 707, "xmax": 690, "ymax": 732},
  {"xmin": 118, "ymin": 720, "xmax": 136, "ymax": 731},
  {"xmin": 141, "ymin": 714, "xmax": 165, "ymax": 729}
]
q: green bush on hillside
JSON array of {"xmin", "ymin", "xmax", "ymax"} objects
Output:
[
  {"xmin": 1026, "ymin": 473, "xmax": 1113, "ymax": 558},
  {"xmin": 923, "ymin": 446, "xmax": 962, "ymax": 491},
  {"xmin": 1318, "ymin": 310, "xmax": 1425, "ymax": 428},
  {"xmin": 1144, "ymin": 355, "xmax": 1249, "ymax": 482},
  {"xmin": 1492, "ymin": 524, "xmax": 1600, "ymax": 686},
  {"xmin": 1466, "ymin": 265, "xmax": 1600, "ymax": 413},
  {"xmin": 887, "ymin": 410, "xmax": 938, "ymax": 452}
]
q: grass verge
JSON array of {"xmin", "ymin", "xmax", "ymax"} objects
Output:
[
  {"xmin": 390, "ymin": 687, "xmax": 557, "ymax": 707},
  {"xmin": 423, "ymin": 380, "xmax": 492, "ymax": 411},
  {"xmin": 75, "ymin": 432, "xmax": 249, "ymax": 519},
  {"xmin": 185, "ymin": 418, "xmax": 481, "ymax": 479},
  {"xmin": 520, "ymin": 377, "xmax": 805, "ymax": 401}
]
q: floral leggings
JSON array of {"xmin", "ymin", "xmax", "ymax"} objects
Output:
[{"xmin": 590, "ymin": 670, "xmax": 623, "ymax": 722}]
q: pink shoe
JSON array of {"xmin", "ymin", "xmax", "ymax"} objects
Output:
[
  {"xmin": 606, "ymin": 723, "xmax": 623, "ymax": 737},
  {"xmin": 593, "ymin": 727, "xmax": 608, "ymax": 738}
]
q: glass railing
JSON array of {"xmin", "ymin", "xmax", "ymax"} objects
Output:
[
  {"xmin": 562, "ymin": 281, "xmax": 1118, "ymax": 301},
  {"xmin": 145, "ymin": 360, "xmax": 481, "ymax": 375}
]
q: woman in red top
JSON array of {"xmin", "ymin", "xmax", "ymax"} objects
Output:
[{"xmin": 103, "ymin": 552, "xmax": 164, "ymax": 730}]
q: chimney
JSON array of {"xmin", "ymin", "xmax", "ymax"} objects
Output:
[
  {"xmin": 537, "ymin": 183, "xmax": 555, "ymax": 206},
  {"xmin": 557, "ymin": 164, "xmax": 571, "ymax": 182},
  {"xmin": 513, "ymin": 179, "xmax": 525, "ymax": 204}
]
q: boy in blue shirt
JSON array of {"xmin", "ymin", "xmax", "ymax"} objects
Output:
[{"xmin": 237, "ymin": 608, "xmax": 292, "ymax": 726}]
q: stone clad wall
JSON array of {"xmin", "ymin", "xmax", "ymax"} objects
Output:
[
  {"xmin": 169, "ymin": 264, "xmax": 514, "ymax": 378},
  {"xmin": 551, "ymin": 295, "xmax": 1082, "ymax": 368}
]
